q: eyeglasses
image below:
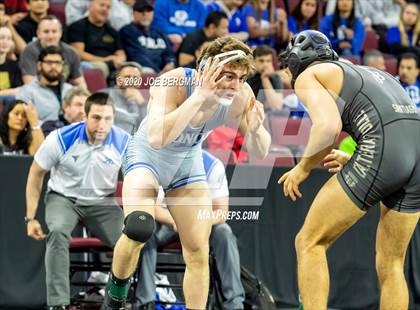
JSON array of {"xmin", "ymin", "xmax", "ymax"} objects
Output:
[{"xmin": 42, "ymin": 60, "xmax": 64, "ymax": 66}]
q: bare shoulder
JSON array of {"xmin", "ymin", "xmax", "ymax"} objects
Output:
[
  {"xmin": 154, "ymin": 67, "xmax": 190, "ymax": 88},
  {"xmin": 159, "ymin": 67, "xmax": 189, "ymax": 79},
  {"xmin": 297, "ymin": 62, "xmax": 342, "ymax": 81},
  {"xmin": 295, "ymin": 62, "xmax": 343, "ymax": 95}
]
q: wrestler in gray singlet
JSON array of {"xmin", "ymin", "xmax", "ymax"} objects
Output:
[{"xmin": 330, "ymin": 60, "xmax": 420, "ymax": 212}]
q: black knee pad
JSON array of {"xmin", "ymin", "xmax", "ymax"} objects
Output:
[{"xmin": 122, "ymin": 211, "xmax": 155, "ymax": 243}]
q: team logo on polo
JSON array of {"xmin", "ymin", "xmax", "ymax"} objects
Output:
[{"xmin": 103, "ymin": 157, "xmax": 114, "ymax": 165}]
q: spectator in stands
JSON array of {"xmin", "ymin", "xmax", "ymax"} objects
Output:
[
  {"xmin": 67, "ymin": 0, "xmax": 126, "ymax": 78},
  {"xmin": 19, "ymin": 15, "xmax": 86, "ymax": 87},
  {"xmin": 325, "ymin": 0, "xmax": 363, "ymax": 18},
  {"xmin": 387, "ymin": 3, "xmax": 420, "ymax": 58},
  {"xmin": 277, "ymin": 58, "xmax": 309, "ymax": 116},
  {"xmin": 3, "ymin": 0, "xmax": 27, "ymax": 25},
  {"xmin": 244, "ymin": 0, "xmax": 289, "ymax": 49},
  {"xmin": 25, "ymin": 92, "xmax": 129, "ymax": 310},
  {"xmin": 41, "ymin": 86, "xmax": 90, "ymax": 136},
  {"xmin": 136, "ymin": 150, "xmax": 245, "ymax": 310},
  {"xmin": 363, "ymin": 49, "xmax": 386, "ymax": 71},
  {"xmin": 0, "ymin": 1, "xmax": 26, "ymax": 55},
  {"xmin": 247, "ymin": 44, "xmax": 283, "ymax": 112},
  {"xmin": 119, "ymin": 0, "xmax": 175, "ymax": 74},
  {"xmin": 65, "ymin": 0, "xmax": 133, "ymax": 31},
  {"xmin": 0, "ymin": 100, "xmax": 44, "ymax": 155},
  {"xmin": 16, "ymin": 46, "xmax": 72, "ymax": 124},
  {"xmin": 152, "ymin": 0, "xmax": 208, "ymax": 45},
  {"xmin": 324, "ymin": 0, "xmax": 415, "ymax": 19},
  {"xmin": 320, "ymin": 0, "xmax": 365, "ymax": 57},
  {"xmin": 15, "ymin": 0, "xmax": 49, "ymax": 43},
  {"xmin": 183, "ymin": 41, "xmax": 210, "ymax": 69},
  {"xmin": 288, "ymin": 0, "xmax": 319, "ymax": 35},
  {"xmin": 64, "ymin": 0, "xmax": 88, "ymax": 26},
  {"xmin": 178, "ymin": 11, "xmax": 228, "ymax": 66},
  {"xmin": 397, "ymin": 52, "xmax": 420, "ymax": 108},
  {"xmin": 0, "ymin": 25, "xmax": 23, "ymax": 98},
  {"xmin": 104, "ymin": 62, "xmax": 146, "ymax": 134},
  {"xmin": 207, "ymin": 0, "xmax": 249, "ymax": 41},
  {"xmin": 326, "ymin": 0, "xmax": 416, "ymax": 50},
  {"xmin": 108, "ymin": 0, "xmax": 135, "ymax": 31},
  {"xmin": 356, "ymin": 0, "xmax": 404, "ymax": 52}
]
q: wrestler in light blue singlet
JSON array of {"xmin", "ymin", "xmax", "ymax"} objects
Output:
[{"xmin": 123, "ymin": 68, "xmax": 230, "ymax": 191}]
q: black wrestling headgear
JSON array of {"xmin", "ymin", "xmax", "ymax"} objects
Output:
[{"xmin": 279, "ymin": 30, "xmax": 339, "ymax": 87}]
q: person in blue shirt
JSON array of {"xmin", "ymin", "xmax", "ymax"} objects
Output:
[
  {"xmin": 207, "ymin": 0, "xmax": 249, "ymax": 41},
  {"xmin": 387, "ymin": 3, "xmax": 420, "ymax": 58},
  {"xmin": 320, "ymin": 0, "xmax": 365, "ymax": 57},
  {"xmin": 152, "ymin": 0, "xmax": 208, "ymax": 46},
  {"xmin": 26, "ymin": 92, "xmax": 130, "ymax": 310},
  {"xmin": 244, "ymin": 0, "xmax": 289, "ymax": 48},
  {"xmin": 287, "ymin": 0, "xmax": 319, "ymax": 35},
  {"xmin": 119, "ymin": 0, "xmax": 176, "ymax": 74},
  {"xmin": 397, "ymin": 52, "xmax": 420, "ymax": 109},
  {"xmin": 178, "ymin": 11, "xmax": 229, "ymax": 67}
]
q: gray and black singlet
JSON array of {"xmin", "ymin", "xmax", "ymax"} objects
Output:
[{"xmin": 329, "ymin": 60, "xmax": 420, "ymax": 213}]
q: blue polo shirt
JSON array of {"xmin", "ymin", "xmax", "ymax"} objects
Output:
[
  {"xmin": 400, "ymin": 79, "xmax": 420, "ymax": 109},
  {"xmin": 34, "ymin": 122, "xmax": 130, "ymax": 205}
]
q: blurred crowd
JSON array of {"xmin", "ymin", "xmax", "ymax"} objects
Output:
[{"xmin": 0, "ymin": 0, "xmax": 419, "ymax": 155}]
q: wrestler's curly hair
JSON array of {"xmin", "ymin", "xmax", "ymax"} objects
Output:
[{"xmin": 197, "ymin": 37, "xmax": 255, "ymax": 75}]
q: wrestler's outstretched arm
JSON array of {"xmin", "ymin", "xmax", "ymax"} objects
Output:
[{"xmin": 279, "ymin": 65, "xmax": 343, "ymax": 200}]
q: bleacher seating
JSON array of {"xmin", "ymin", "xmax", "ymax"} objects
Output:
[
  {"xmin": 138, "ymin": 72, "xmax": 159, "ymax": 101},
  {"xmin": 362, "ymin": 30, "xmax": 379, "ymax": 51},
  {"xmin": 83, "ymin": 69, "xmax": 108, "ymax": 93},
  {"xmin": 275, "ymin": 0, "xmax": 286, "ymax": 9},
  {"xmin": 275, "ymin": 0, "xmax": 301, "ymax": 13},
  {"xmin": 288, "ymin": 0, "xmax": 301, "ymax": 12},
  {"xmin": 138, "ymin": 72, "xmax": 159, "ymax": 90},
  {"xmin": 385, "ymin": 57, "xmax": 398, "ymax": 76},
  {"xmin": 48, "ymin": 3, "xmax": 66, "ymax": 25},
  {"xmin": 342, "ymin": 55, "xmax": 361, "ymax": 65}
]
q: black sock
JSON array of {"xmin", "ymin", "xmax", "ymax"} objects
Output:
[
  {"xmin": 109, "ymin": 272, "xmax": 130, "ymax": 286},
  {"xmin": 105, "ymin": 272, "xmax": 131, "ymax": 304}
]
